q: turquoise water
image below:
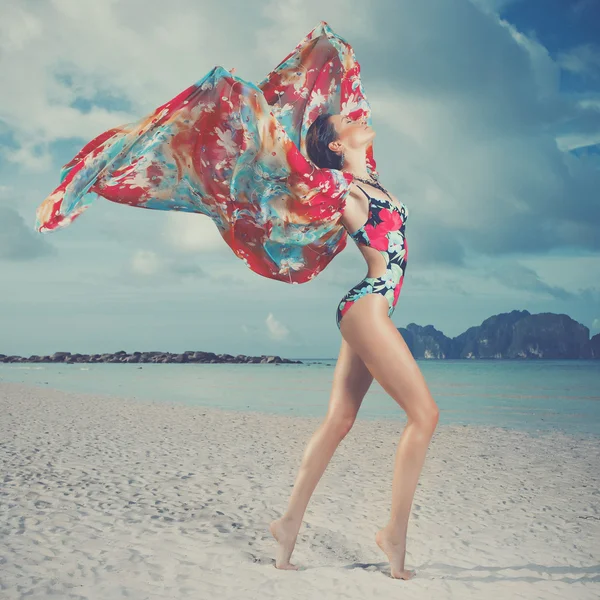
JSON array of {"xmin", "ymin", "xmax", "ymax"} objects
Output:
[{"xmin": 1, "ymin": 360, "xmax": 599, "ymax": 437}]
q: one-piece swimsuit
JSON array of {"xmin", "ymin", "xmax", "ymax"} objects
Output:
[{"xmin": 336, "ymin": 185, "xmax": 409, "ymax": 329}]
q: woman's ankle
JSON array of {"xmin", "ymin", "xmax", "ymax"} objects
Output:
[
  {"xmin": 278, "ymin": 513, "xmax": 302, "ymax": 528},
  {"xmin": 380, "ymin": 523, "xmax": 407, "ymax": 544}
]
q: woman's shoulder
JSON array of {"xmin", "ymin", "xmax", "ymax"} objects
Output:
[{"xmin": 347, "ymin": 181, "xmax": 362, "ymax": 198}]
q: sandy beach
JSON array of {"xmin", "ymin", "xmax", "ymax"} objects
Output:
[{"xmin": 1, "ymin": 381, "xmax": 598, "ymax": 599}]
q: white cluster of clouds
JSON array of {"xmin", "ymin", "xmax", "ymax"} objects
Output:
[{"xmin": 162, "ymin": 213, "xmax": 229, "ymax": 253}]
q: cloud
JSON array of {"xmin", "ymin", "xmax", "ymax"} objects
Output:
[
  {"xmin": 0, "ymin": 0, "xmax": 278, "ymax": 174},
  {"xmin": 240, "ymin": 314, "xmax": 299, "ymax": 346},
  {"xmin": 121, "ymin": 247, "xmax": 248, "ymax": 288},
  {"xmin": 130, "ymin": 249, "xmax": 163, "ymax": 276},
  {"xmin": 240, "ymin": 314, "xmax": 294, "ymax": 343},
  {"xmin": 162, "ymin": 212, "xmax": 229, "ymax": 253},
  {"xmin": 0, "ymin": 206, "xmax": 55, "ymax": 260},
  {"xmin": 483, "ymin": 261, "xmax": 574, "ymax": 300},
  {"xmin": 557, "ymin": 44, "xmax": 600, "ymax": 81},
  {"xmin": 345, "ymin": 0, "xmax": 600, "ymax": 260},
  {"xmin": 265, "ymin": 312, "xmax": 290, "ymax": 341},
  {"xmin": 126, "ymin": 248, "xmax": 208, "ymax": 283},
  {"xmin": 468, "ymin": 0, "xmax": 525, "ymax": 14}
]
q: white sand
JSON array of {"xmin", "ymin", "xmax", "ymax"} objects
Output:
[{"xmin": 0, "ymin": 381, "xmax": 598, "ymax": 600}]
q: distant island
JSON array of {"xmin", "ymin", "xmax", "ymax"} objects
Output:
[
  {"xmin": 1, "ymin": 310, "xmax": 598, "ymax": 363},
  {"xmin": 399, "ymin": 309, "xmax": 599, "ymax": 359}
]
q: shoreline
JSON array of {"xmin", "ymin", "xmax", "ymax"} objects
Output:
[{"xmin": 2, "ymin": 378, "xmax": 599, "ymax": 441}]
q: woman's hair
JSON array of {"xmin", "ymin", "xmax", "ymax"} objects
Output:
[{"xmin": 306, "ymin": 113, "xmax": 343, "ymax": 170}]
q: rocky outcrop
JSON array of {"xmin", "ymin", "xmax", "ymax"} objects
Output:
[
  {"xmin": 0, "ymin": 351, "xmax": 300, "ymax": 364},
  {"xmin": 400, "ymin": 310, "xmax": 598, "ymax": 359},
  {"xmin": 398, "ymin": 324, "xmax": 457, "ymax": 359}
]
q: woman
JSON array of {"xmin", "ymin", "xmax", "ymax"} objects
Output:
[
  {"xmin": 269, "ymin": 112, "xmax": 440, "ymax": 580},
  {"xmin": 34, "ymin": 20, "xmax": 439, "ymax": 580}
]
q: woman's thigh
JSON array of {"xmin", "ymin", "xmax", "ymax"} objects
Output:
[
  {"xmin": 339, "ymin": 294, "xmax": 439, "ymax": 426},
  {"xmin": 326, "ymin": 336, "xmax": 374, "ymax": 422}
]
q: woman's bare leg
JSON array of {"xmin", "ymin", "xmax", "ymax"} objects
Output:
[
  {"xmin": 339, "ymin": 294, "xmax": 440, "ymax": 580},
  {"xmin": 270, "ymin": 337, "xmax": 374, "ymax": 569}
]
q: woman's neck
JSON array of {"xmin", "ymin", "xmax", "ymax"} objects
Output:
[
  {"xmin": 342, "ymin": 168, "xmax": 373, "ymax": 180},
  {"xmin": 340, "ymin": 148, "xmax": 370, "ymax": 179}
]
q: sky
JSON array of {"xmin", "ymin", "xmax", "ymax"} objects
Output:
[{"xmin": 1, "ymin": 0, "xmax": 599, "ymax": 359}]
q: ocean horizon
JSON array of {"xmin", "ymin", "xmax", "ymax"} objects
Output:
[{"xmin": 2, "ymin": 359, "xmax": 599, "ymax": 438}]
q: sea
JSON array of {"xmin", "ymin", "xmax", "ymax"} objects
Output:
[{"xmin": 1, "ymin": 359, "xmax": 599, "ymax": 438}]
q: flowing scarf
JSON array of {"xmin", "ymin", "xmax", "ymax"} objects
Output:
[{"xmin": 35, "ymin": 21, "xmax": 377, "ymax": 284}]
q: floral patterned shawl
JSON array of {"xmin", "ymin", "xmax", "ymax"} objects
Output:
[{"xmin": 35, "ymin": 21, "xmax": 377, "ymax": 283}]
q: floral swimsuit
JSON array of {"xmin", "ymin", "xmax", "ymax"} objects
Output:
[{"xmin": 336, "ymin": 185, "xmax": 409, "ymax": 329}]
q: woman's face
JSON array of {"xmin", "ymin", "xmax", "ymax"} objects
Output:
[{"xmin": 328, "ymin": 113, "xmax": 376, "ymax": 154}]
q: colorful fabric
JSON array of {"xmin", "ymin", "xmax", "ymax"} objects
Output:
[{"xmin": 35, "ymin": 21, "xmax": 378, "ymax": 284}]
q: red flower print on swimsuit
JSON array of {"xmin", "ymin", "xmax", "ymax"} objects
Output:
[
  {"xmin": 363, "ymin": 208, "xmax": 403, "ymax": 251},
  {"xmin": 340, "ymin": 300, "xmax": 355, "ymax": 318},
  {"xmin": 393, "ymin": 276, "xmax": 404, "ymax": 306}
]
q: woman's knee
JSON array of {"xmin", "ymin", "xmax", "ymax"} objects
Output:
[
  {"xmin": 325, "ymin": 412, "xmax": 356, "ymax": 438},
  {"xmin": 429, "ymin": 405, "xmax": 440, "ymax": 429},
  {"xmin": 409, "ymin": 403, "xmax": 439, "ymax": 432}
]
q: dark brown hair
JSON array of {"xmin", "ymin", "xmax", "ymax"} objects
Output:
[{"xmin": 306, "ymin": 113, "xmax": 343, "ymax": 170}]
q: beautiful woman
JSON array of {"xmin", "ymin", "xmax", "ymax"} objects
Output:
[
  {"xmin": 35, "ymin": 21, "xmax": 439, "ymax": 580},
  {"xmin": 269, "ymin": 112, "xmax": 439, "ymax": 579}
]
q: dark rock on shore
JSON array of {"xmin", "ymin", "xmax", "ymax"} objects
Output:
[{"xmin": 0, "ymin": 351, "xmax": 301, "ymax": 365}]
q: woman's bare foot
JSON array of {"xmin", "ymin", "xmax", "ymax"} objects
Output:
[
  {"xmin": 269, "ymin": 517, "xmax": 300, "ymax": 570},
  {"xmin": 375, "ymin": 528, "xmax": 416, "ymax": 580}
]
